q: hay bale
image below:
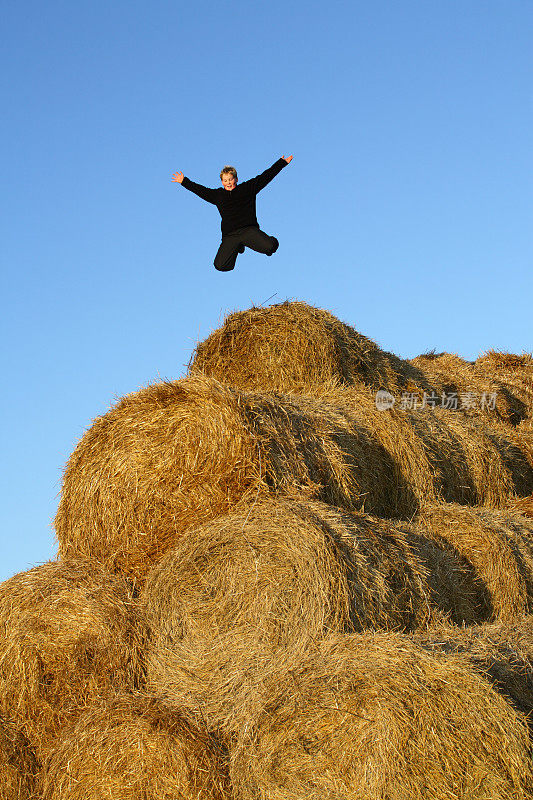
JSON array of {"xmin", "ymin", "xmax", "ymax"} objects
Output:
[
  {"xmin": 413, "ymin": 617, "xmax": 533, "ymax": 723},
  {"xmin": 412, "ymin": 503, "xmax": 533, "ymax": 622},
  {"xmin": 0, "ymin": 559, "xmax": 146, "ymax": 757},
  {"xmin": 405, "ymin": 404, "xmax": 533, "ymax": 506},
  {"xmin": 410, "ymin": 351, "xmax": 529, "ymax": 426},
  {"xmin": 0, "ymin": 716, "xmax": 39, "ymax": 800},
  {"xmin": 475, "ymin": 350, "xmax": 533, "ymax": 419},
  {"xmin": 190, "ymin": 303, "xmax": 533, "ymax": 431},
  {"xmin": 40, "ymin": 692, "xmax": 230, "ymax": 800},
  {"xmin": 229, "ymin": 632, "xmax": 533, "ymax": 800},
  {"xmin": 188, "ymin": 300, "xmax": 427, "ymax": 394}
]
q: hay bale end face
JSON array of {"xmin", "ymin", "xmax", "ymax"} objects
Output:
[
  {"xmin": 0, "ymin": 716, "xmax": 39, "ymax": 800},
  {"xmin": 40, "ymin": 693, "xmax": 230, "ymax": 800},
  {"xmin": 0, "ymin": 559, "xmax": 146, "ymax": 756},
  {"xmin": 230, "ymin": 632, "xmax": 533, "ymax": 800}
]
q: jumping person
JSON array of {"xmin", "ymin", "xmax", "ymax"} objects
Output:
[{"xmin": 172, "ymin": 155, "xmax": 293, "ymax": 272}]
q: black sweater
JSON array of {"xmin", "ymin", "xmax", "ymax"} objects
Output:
[{"xmin": 181, "ymin": 158, "xmax": 287, "ymax": 236}]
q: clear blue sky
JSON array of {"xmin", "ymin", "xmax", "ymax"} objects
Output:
[{"xmin": 2, "ymin": 0, "xmax": 532, "ymax": 581}]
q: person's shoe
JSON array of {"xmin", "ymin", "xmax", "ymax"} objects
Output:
[{"xmin": 238, "ymin": 243, "xmax": 245, "ymax": 254}]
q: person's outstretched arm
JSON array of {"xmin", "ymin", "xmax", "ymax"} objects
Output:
[
  {"xmin": 252, "ymin": 155, "xmax": 293, "ymax": 194},
  {"xmin": 171, "ymin": 171, "xmax": 218, "ymax": 204}
]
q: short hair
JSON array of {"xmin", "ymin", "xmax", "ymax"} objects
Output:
[{"xmin": 220, "ymin": 165, "xmax": 237, "ymax": 180}]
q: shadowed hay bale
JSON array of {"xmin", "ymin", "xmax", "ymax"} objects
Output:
[
  {"xmin": 0, "ymin": 559, "xmax": 146, "ymax": 757},
  {"xmin": 229, "ymin": 632, "xmax": 533, "ymax": 800},
  {"xmin": 0, "ymin": 716, "xmax": 39, "ymax": 800},
  {"xmin": 412, "ymin": 617, "xmax": 533, "ymax": 723},
  {"xmin": 413, "ymin": 503, "xmax": 533, "ymax": 622},
  {"xmin": 410, "ymin": 352, "xmax": 529, "ymax": 426},
  {"xmin": 40, "ymin": 692, "xmax": 230, "ymax": 800},
  {"xmin": 188, "ymin": 300, "xmax": 429, "ymax": 394},
  {"xmin": 475, "ymin": 350, "xmax": 533, "ymax": 419},
  {"xmin": 143, "ymin": 499, "xmax": 499, "ymax": 730}
]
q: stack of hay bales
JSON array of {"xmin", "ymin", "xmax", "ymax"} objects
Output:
[
  {"xmin": 54, "ymin": 377, "xmax": 533, "ymax": 582},
  {"xmin": 3, "ymin": 300, "xmax": 533, "ymax": 799}
]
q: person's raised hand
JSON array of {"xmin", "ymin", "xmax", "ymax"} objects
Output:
[
  {"xmin": 282, "ymin": 155, "xmax": 293, "ymax": 164},
  {"xmin": 171, "ymin": 171, "xmax": 184, "ymax": 183}
]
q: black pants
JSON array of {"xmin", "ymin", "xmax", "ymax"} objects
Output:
[{"xmin": 214, "ymin": 226, "xmax": 279, "ymax": 272}]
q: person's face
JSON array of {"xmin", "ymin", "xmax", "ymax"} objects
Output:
[{"xmin": 221, "ymin": 172, "xmax": 237, "ymax": 190}]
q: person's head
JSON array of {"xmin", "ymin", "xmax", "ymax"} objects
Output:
[{"xmin": 220, "ymin": 166, "xmax": 238, "ymax": 190}]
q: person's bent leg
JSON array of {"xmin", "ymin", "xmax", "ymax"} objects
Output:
[
  {"xmin": 241, "ymin": 227, "xmax": 279, "ymax": 256},
  {"xmin": 214, "ymin": 236, "xmax": 241, "ymax": 272}
]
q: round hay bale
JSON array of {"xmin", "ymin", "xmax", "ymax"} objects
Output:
[
  {"xmin": 230, "ymin": 632, "xmax": 533, "ymax": 800},
  {"xmin": 413, "ymin": 503, "xmax": 533, "ymax": 622},
  {"xmin": 475, "ymin": 350, "xmax": 533, "ymax": 419},
  {"xmin": 188, "ymin": 300, "xmax": 425, "ymax": 394},
  {"xmin": 413, "ymin": 616, "xmax": 533, "ymax": 724},
  {"xmin": 410, "ymin": 352, "xmax": 529, "ymax": 426},
  {"xmin": 0, "ymin": 559, "xmax": 146, "ymax": 757},
  {"xmin": 40, "ymin": 692, "xmax": 230, "ymax": 800},
  {"xmin": 55, "ymin": 376, "xmax": 365, "ymax": 580},
  {"xmin": 0, "ymin": 716, "xmax": 39, "ymax": 800}
]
